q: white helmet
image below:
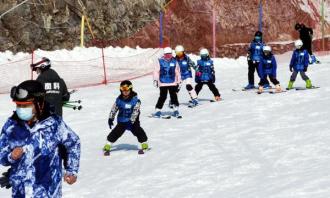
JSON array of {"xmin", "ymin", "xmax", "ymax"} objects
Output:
[
  {"xmin": 294, "ymin": 40, "xmax": 303, "ymax": 49},
  {"xmin": 175, "ymin": 45, "xmax": 184, "ymax": 53},
  {"xmin": 163, "ymin": 47, "xmax": 172, "ymax": 54},
  {"xmin": 200, "ymin": 48, "xmax": 209, "ymax": 56},
  {"xmin": 263, "ymin": 45, "xmax": 271, "ymax": 52}
]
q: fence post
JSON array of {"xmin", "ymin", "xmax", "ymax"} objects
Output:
[
  {"xmin": 259, "ymin": 0, "xmax": 263, "ymax": 32},
  {"xmin": 159, "ymin": 11, "xmax": 163, "ymax": 47},
  {"xmin": 321, "ymin": 0, "xmax": 325, "ymax": 51},
  {"xmin": 101, "ymin": 46, "xmax": 107, "ymax": 84}
]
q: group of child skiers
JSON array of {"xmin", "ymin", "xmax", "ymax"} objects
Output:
[{"xmin": 103, "ymin": 26, "xmax": 319, "ymax": 154}]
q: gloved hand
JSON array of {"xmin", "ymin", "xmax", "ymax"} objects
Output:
[
  {"xmin": 153, "ymin": 80, "xmax": 158, "ymax": 88},
  {"xmin": 289, "ymin": 67, "xmax": 293, "ymax": 72},
  {"xmin": 196, "ymin": 71, "xmax": 202, "ymax": 77},
  {"xmin": 177, "ymin": 82, "xmax": 182, "ymax": 92},
  {"xmin": 108, "ymin": 118, "xmax": 113, "ymax": 129},
  {"xmin": 0, "ymin": 168, "xmax": 11, "ymax": 189},
  {"xmin": 303, "ymin": 67, "xmax": 307, "ymax": 72}
]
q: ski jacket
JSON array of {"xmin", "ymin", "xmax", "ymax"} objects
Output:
[
  {"xmin": 289, "ymin": 49, "xmax": 309, "ymax": 72},
  {"xmin": 298, "ymin": 26, "xmax": 313, "ymax": 42},
  {"xmin": 248, "ymin": 40, "xmax": 264, "ymax": 62},
  {"xmin": 109, "ymin": 92, "xmax": 141, "ymax": 124},
  {"xmin": 36, "ymin": 68, "xmax": 70, "ymax": 116},
  {"xmin": 176, "ymin": 55, "xmax": 197, "ymax": 80},
  {"xmin": 0, "ymin": 113, "xmax": 80, "ymax": 198},
  {"xmin": 258, "ymin": 53, "xmax": 277, "ymax": 78},
  {"xmin": 195, "ymin": 57, "xmax": 215, "ymax": 83},
  {"xmin": 154, "ymin": 57, "xmax": 181, "ymax": 87}
]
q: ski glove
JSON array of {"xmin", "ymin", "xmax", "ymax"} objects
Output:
[
  {"xmin": 108, "ymin": 118, "xmax": 113, "ymax": 129},
  {"xmin": 303, "ymin": 67, "xmax": 307, "ymax": 72},
  {"xmin": 196, "ymin": 71, "xmax": 202, "ymax": 77},
  {"xmin": 289, "ymin": 67, "xmax": 293, "ymax": 72},
  {"xmin": 153, "ymin": 80, "xmax": 158, "ymax": 88},
  {"xmin": 0, "ymin": 169, "xmax": 11, "ymax": 189}
]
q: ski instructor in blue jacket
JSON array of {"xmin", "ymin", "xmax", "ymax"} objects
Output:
[{"xmin": 0, "ymin": 80, "xmax": 80, "ymax": 198}]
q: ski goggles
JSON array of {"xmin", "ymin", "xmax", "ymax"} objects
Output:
[
  {"xmin": 175, "ymin": 51, "xmax": 184, "ymax": 57},
  {"xmin": 120, "ymin": 84, "xmax": 132, "ymax": 91},
  {"xmin": 10, "ymin": 86, "xmax": 43, "ymax": 104}
]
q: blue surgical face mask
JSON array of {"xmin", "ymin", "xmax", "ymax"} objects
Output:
[{"xmin": 16, "ymin": 107, "xmax": 34, "ymax": 121}]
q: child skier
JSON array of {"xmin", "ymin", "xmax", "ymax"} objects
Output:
[
  {"xmin": 153, "ymin": 47, "xmax": 182, "ymax": 118},
  {"xmin": 195, "ymin": 48, "xmax": 221, "ymax": 101},
  {"xmin": 245, "ymin": 31, "xmax": 270, "ymax": 89},
  {"xmin": 257, "ymin": 46, "xmax": 282, "ymax": 93},
  {"xmin": 174, "ymin": 45, "xmax": 199, "ymax": 107},
  {"xmin": 103, "ymin": 80, "xmax": 148, "ymax": 155},
  {"xmin": 287, "ymin": 40, "xmax": 313, "ymax": 89}
]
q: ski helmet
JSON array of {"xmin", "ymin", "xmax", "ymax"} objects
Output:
[
  {"xmin": 163, "ymin": 47, "xmax": 172, "ymax": 55},
  {"xmin": 31, "ymin": 57, "xmax": 51, "ymax": 71},
  {"xmin": 11, "ymin": 80, "xmax": 46, "ymax": 118},
  {"xmin": 175, "ymin": 45, "xmax": 185, "ymax": 57},
  {"xmin": 263, "ymin": 46, "xmax": 272, "ymax": 52},
  {"xmin": 120, "ymin": 80, "xmax": 133, "ymax": 92},
  {"xmin": 295, "ymin": 23, "xmax": 301, "ymax": 30},
  {"xmin": 294, "ymin": 40, "xmax": 303, "ymax": 49},
  {"xmin": 255, "ymin": 31, "xmax": 263, "ymax": 37},
  {"xmin": 200, "ymin": 48, "xmax": 209, "ymax": 56}
]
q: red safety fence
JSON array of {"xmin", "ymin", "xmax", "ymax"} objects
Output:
[{"xmin": 0, "ymin": 48, "xmax": 162, "ymax": 94}]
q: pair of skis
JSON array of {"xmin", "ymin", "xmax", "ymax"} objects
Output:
[{"xmin": 104, "ymin": 147, "xmax": 151, "ymax": 156}]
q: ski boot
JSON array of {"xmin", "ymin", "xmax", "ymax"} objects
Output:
[
  {"xmin": 172, "ymin": 107, "xmax": 182, "ymax": 118},
  {"xmin": 189, "ymin": 98, "xmax": 198, "ymax": 107},
  {"xmin": 141, "ymin": 142, "xmax": 149, "ymax": 150},
  {"xmin": 275, "ymin": 84, "xmax": 282, "ymax": 92},
  {"xmin": 214, "ymin": 96, "xmax": 222, "ymax": 101},
  {"xmin": 103, "ymin": 144, "xmax": 111, "ymax": 156},
  {"xmin": 287, "ymin": 81, "xmax": 294, "ymax": 90},
  {"xmin": 306, "ymin": 79, "xmax": 312, "ymax": 89},
  {"xmin": 244, "ymin": 84, "xmax": 255, "ymax": 90},
  {"xmin": 153, "ymin": 109, "xmax": 162, "ymax": 118},
  {"xmin": 309, "ymin": 54, "xmax": 320, "ymax": 64}
]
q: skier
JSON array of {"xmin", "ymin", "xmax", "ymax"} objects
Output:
[
  {"xmin": 153, "ymin": 47, "xmax": 182, "ymax": 118},
  {"xmin": 195, "ymin": 48, "xmax": 221, "ymax": 101},
  {"xmin": 287, "ymin": 39, "xmax": 313, "ymax": 89},
  {"xmin": 0, "ymin": 80, "xmax": 80, "ymax": 197},
  {"xmin": 245, "ymin": 31, "xmax": 270, "ymax": 89},
  {"xmin": 295, "ymin": 23, "xmax": 319, "ymax": 64},
  {"xmin": 174, "ymin": 45, "xmax": 199, "ymax": 107},
  {"xmin": 257, "ymin": 46, "xmax": 282, "ymax": 93},
  {"xmin": 30, "ymin": 57, "xmax": 70, "ymax": 116},
  {"xmin": 103, "ymin": 80, "xmax": 149, "ymax": 155}
]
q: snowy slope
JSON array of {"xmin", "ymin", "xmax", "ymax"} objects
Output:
[{"xmin": 1, "ymin": 49, "xmax": 330, "ymax": 198}]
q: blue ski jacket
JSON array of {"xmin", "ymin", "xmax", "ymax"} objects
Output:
[
  {"xmin": 176, "ymin": 55, "xmax": 197, "ymax": 80},
  {"xmin": 195, "ymin": 57, "xmax": 215, "ymax": 83},
  {"xmin": 289, "ymin": 49, "xmax": 309, "ymax": 72},
  {"xmin": 258, "ymin": 53, "xmax": 277, "ymax": 78},
  {"xmin": 248, "ymin": 41, "xmax": 264, "ymax": 62},
  {"xmin": 0, "ymin": 113, "xmax": 80, "ymax": 198}
]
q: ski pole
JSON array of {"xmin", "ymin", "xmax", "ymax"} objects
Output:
[
  {"xmin": 64, "ymin": 100, "xmax": 82, "ymax": 104},
  {"xmin": 63, "ymin": 103, "xmax": 82, "ymax": 110}
]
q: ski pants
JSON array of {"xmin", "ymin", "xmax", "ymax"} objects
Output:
[
  {"xmin": 259, "ymin": 75, "xmax": 280, "ymax": 86},
  {"xmin": 248, "ymin": 60, "xmax": 269, "ymax": 85},
  {"xmin": 107, "ymin": 121, "xmax": 148, "ymax": 143},
  {"xmin": 290, "ymin": 71, "xmax": 310, "ymax": 82},
  {"xmin": 156, "ymin": 86, "xmax": 179, "ymax": 109},
  {"xmin": 195, "ymin": 82, "xmax": 221, "ymax": 97},
  {"xmin": 302, "ymin": 39, "xmax": 313, "ymax": 55}
]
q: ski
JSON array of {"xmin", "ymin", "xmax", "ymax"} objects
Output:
[
  {"xmin": 232, "ymin": 88, "xmax": 257, "ymax": 92},
  {"xmin": 138, "ymin": 149, "xmax": 145, "ymax": 154},
  {"xmin": 269, "ymin": 90, "xmax": 287, "ymax": 94},
  {"xmin": 104, "ymin": 151, "xmax": 110, "ymax": 156},
  {"xmin": 295, "ymin": 86, "xmax": 320, "ymax": 91},
  {"xmin": 148, "ymin": 114, "xmax": 171, "ymax": 119}
]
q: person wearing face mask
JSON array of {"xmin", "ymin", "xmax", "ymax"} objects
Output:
[
  {"xmin": 194, "ymin": 48, "xmax": 221, "ymax": 101},
  {"xmin": 245, "ymin": 31, "xmax": 270, "ymax": 90},
  {"xmin": 0, "ymin": 80, "xmax": 80, "ymax": 197},
  {"xmin": 257, "ymin": 46, "xmax": 282, "ymax": 94},
  {"xmin": 153, "ymin": 47, "xmax": 182, "ymax": 118}
]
